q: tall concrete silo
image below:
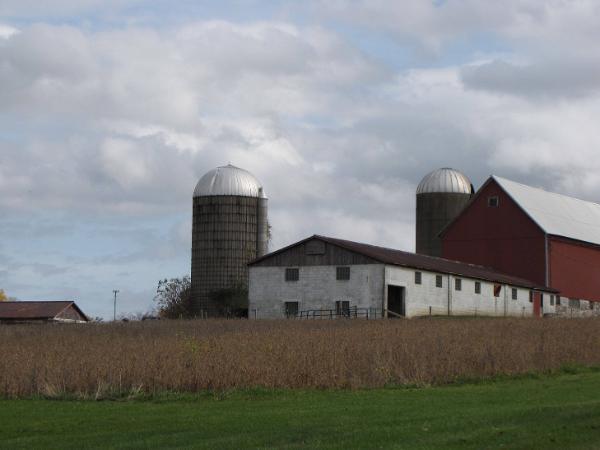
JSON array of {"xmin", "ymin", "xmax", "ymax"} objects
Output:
[
  {"xmin": 191, "ymin": 164, "xmax": 268, "ymax": 316},
  {"xmin": 416, "ymin": 168, "xmax": 473, "ymax": 257}
]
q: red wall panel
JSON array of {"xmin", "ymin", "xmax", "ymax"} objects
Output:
[
  {"xmin": 549, "ymin": 237, "xmax": 600, "ymax": 301},
  {"xmin": 442, "ymin": 179, "xmax": 547, "ymax": 286}
]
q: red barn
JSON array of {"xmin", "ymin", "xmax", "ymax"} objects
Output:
[{"xmin": 441, "ymin": 176, "xmax": 600, "ymax": 304}]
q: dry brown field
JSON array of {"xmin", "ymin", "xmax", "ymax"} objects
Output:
[{"xmin": 1, "ymin": 318, "xmax": 599, "ymax": 398}]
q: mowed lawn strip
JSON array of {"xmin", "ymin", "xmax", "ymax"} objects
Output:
[{"xmin": 1, "ymin": 372, "xmax": 600, "ymax": 449}]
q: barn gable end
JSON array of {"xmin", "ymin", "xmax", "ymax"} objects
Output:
[
  {"xmin": 441, "ymin": 177, "xmax": 547, "ymax": 286},
  {"xmin": 249, "ymin": 236, "xmax": 379, "ymax": 267},
  {"xmin": 55, "ymin": 303, "xmax": 89, "ymax": 322}
]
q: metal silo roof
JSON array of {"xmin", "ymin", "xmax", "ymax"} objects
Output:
[
  {"xmin": 416, "ymin": 168, "xmax": 473, "ymax": 194},
  {"xmin": 193, "ymin": 164, "xmax": 267, "ymax": 198}
]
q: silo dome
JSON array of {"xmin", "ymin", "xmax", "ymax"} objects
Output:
[
  {"xmin": 415, "ymin": 167, "xmax": 474, "ymax": 257},
  {"xmin": 417, "ymin": 168, "xmax": 473, "ymax": 195},
  {"xmin": 194, "ymin": 164, "xmax": 266, "ymax": 198}
]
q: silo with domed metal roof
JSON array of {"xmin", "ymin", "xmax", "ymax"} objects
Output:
[
  {"xmin": 191, "ymin": 164, "xmax": 268, "ymax": 316},
  {"xmin": 416, "ymin": 168, "xmax": 474, "ymax": 257}
]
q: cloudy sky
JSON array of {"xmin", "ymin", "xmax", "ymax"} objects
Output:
[{"xmin": 2, "ymin": 0, "xmax": 600, "ymax": 318}]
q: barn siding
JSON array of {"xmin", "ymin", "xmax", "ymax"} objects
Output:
[
  {"xmin": 55, "ymin": 304, "xmax": 88, "ymax": 322},
  {"xmin": 248, "ymin": 264, "xmax": 384, "ymax": 319},
  {"xmin": 248, "ymin": 263, "xmax": 552, "ymax": 319},
  {"xmin": 442, "ymin": 179, "xmax": 547, "ymax": 286},
  {"xmin": 385, "ymin": 266, "xmax": 540, "ymax": 318},
  {"xmin": 250, "ymin": 239, "xmax": 379, "ymax": 267},
  {"xmin": 549, "ymin": 237, "xmax": 600, "ymax": 302}
]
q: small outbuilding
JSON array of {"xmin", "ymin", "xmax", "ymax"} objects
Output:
[
  {"xmin": 248, "ymin": 235, "xmax": 557, "ymax": 319},
  {"xmin": 0, "ymin": 301, "xmax": 89, "ymax": 324}
]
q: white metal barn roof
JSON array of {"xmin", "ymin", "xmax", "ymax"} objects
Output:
[
  {"xmin": 494, "ymin": 176, "xmax": 600, "ymax": 246},
  {"xmin": 417, "ymin": 168, "xmax": 473, "ymax": 194},
  {"xmin": 194, "ymin": 164, "xmax": 267, "ymax": 198}
]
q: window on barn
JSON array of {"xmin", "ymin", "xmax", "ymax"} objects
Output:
[
  {"xmin": 474, "ymin": 281, "xmax": 481, "ymax": 294},
  {"xmin": 569, "ymin": 298, "xmax": 580, "ymax": 308},
  {"xmin": 305, "ymin": 240, "xmax": 325, "ymax": 255},
  {"xmin": 488, "ymin": 196, "xmax": 499, "ymax": 207},
  {"xmin": 335, "ymin": 300, "xmax": 350, "ymax": 317},
  {"xmin": 550, "ymin": 295, "xmax": 555, "ymax": 306},
  {"xmin": 415, "ymin": 271, "xmax": 422, "ymax": 285},
  {"xmin": 285, "ymin": 268, "xmax": 299, "ymax": 282},
  {"xmin": 455, "ymin": 278, "xmax": 462, "ymax": 291},
  {"xmin": 511, "ymin": 288, "xmax": 518, "ymax": 300},
  {"xmin": 284, "ymin": 301, "xmax": 299, "ymax": 318},
  {"xmin": 556, "ymin": 296, "xmax": 561, "ymax": 306},
  {"xmin": 436, "ymin": 275, "xmax": 443, "ymax": 288},
  {"xmin": 336, "ymin": 266, "xmax": 350, "ymax": 281},
  {"xmin": 529, "ymin": 291, "xmax": 533, "ymax": 303},
  {"xmin": 494, "ymin": 284, "xmax": 502, "ymax": 297}
]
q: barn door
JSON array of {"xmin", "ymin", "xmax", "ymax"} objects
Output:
[
  {"xmin": 387, "ymin": 285, "xmax": 405, "ymax": 318},
  {"xmin": 533, "ymin": 292, "xmax": 542, "ymax": 317}
]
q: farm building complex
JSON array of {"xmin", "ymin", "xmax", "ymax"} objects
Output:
[{"xmin": 192, "ymin": 165, "xmax": 600, "ymax": 319}]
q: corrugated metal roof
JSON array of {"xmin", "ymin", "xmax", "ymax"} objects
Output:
[
  {"xmin": 0, "ymin": 301, "xmax": 88, "ymax": 321},
  {"xmin": 249, "ymin": 235, "xmax": 555, "ymax": 291},
  {"xmin": 494, "ymin": 176, "xmax": 600, "ymax": 246},
  {"xmin": 417, "ymin": 168, "xmax": 473, "ymax": 194},
  {"xmin": 193, "ymin": 164, "xmax": 266, "ymax": 198}
]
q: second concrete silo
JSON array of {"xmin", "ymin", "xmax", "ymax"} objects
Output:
[
  {"xmin": 416, "ymin": 168, "xmax": 473, "ymax": 257},
  {"xmin": 191, "ymin": 164, "xmax": 268, "ymax": 316}
]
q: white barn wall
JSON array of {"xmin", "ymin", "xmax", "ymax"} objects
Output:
[
  {"xmin": 385, "ymin": 266, "xmax": 537, "ymax": 318},
  {"xmin": 249, "ymin": 262, "xmax": 554, "ymax": 319},
  {"xmin": 249, "ymin": 264, "xmax": 384, "ymax": 319}
]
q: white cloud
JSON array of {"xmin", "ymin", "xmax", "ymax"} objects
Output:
[{"xmin": 0, "ymin": 24, "xmax": 18, "ymax": 39}]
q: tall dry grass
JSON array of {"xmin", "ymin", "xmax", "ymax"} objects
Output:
[{"xmin": 1, "ymin": 318, "xmax": 599, "ymax": 398}]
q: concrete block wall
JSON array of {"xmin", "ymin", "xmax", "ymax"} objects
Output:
[
  {"xmin": 554, "ymin": 297, "xmax": 600, "ymax": 317},
  {"xmin": 385, "ymin": 266, "xmax": 542, "ymax": 318},
  {"xmin": 249, "ymin": 264, "xmax": 384, "ymax": 319},
  {"xmin": 249, "ymin": 263, "xmax": 555, "ymax": 319}
]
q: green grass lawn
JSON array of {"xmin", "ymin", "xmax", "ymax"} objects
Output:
[{"xmin": 2, "ymin": 371, "xmax": 600, "ymax": 449}]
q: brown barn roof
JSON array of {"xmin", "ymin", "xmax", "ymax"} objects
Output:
[
  {"xmin": 250, "ymin": 235, "xmax": 556, "ymax": 292},
  {"xmin": 0, "ymin": 301, "xmax": 89, "ymax": 321}
]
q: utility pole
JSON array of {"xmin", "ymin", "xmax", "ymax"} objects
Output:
[{"xmin": 113, "ymin": 290, "xmax": 119, "ymax": 321}]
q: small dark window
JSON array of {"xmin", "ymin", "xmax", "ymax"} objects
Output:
[
  {"xmin": 305, "ymin": 240, "xmax": 325, "ymax": 255},
  {"xmin": 335, "ymin": 300, "xmax": 350, "ymax": 317},
  {"xmin": 550, "ymin": 295, "xmax": 555, "ymax": 306},
  {"xmin": 556, "ymin": 296, "xmax": 561, "ymax": 306},
  {"xmin": 474, "ymin": 281, "xmax": 481, "ymax": 294},
  {"xmin": 336, "ymin": 266, "xmax": 350, "ymax": 281},
  {"xmin": 529, "ymin": 291, "xmax": 533, "ymax": 303},
  {"xmin": 436, "ymin": 275, "xmax": 443, "ymax": 288},
  {"xmin": 284, "ymin": 301, "xmax": 298, "ymax": 318},
  {"xmin": 415, "ymin": 271, "xmax": 422, "ymax": 285},
  {"xmin": 285, "ymin": 268, "xmax": 299, "ymax": 282},
  {"xmin": 455, "ymin": 278, "xmax": 462, "ymax": 291},
  {"xmin": 512, "ymin": 288, "xmax": 518, "ymax": 300},
  {"xmin": 494, "ymin": 284, "xmax": 502, "ymax": 297},
  {"xmin": 569, "ymin": 298, "xmax": 580, "ymax": 308},
  {"xmin": 488, "ymin": 196, "xmax": 499, "ymax": 207}
]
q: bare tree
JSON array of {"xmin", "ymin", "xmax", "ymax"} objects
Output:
[{"xmin": 154, "ymin": 276, "xmax": 192, "ymax": 319}]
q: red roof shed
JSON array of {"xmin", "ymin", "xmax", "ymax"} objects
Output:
[{"xmin": 0, "ymin": 301, "xmax": 89, "ymax": 323}]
